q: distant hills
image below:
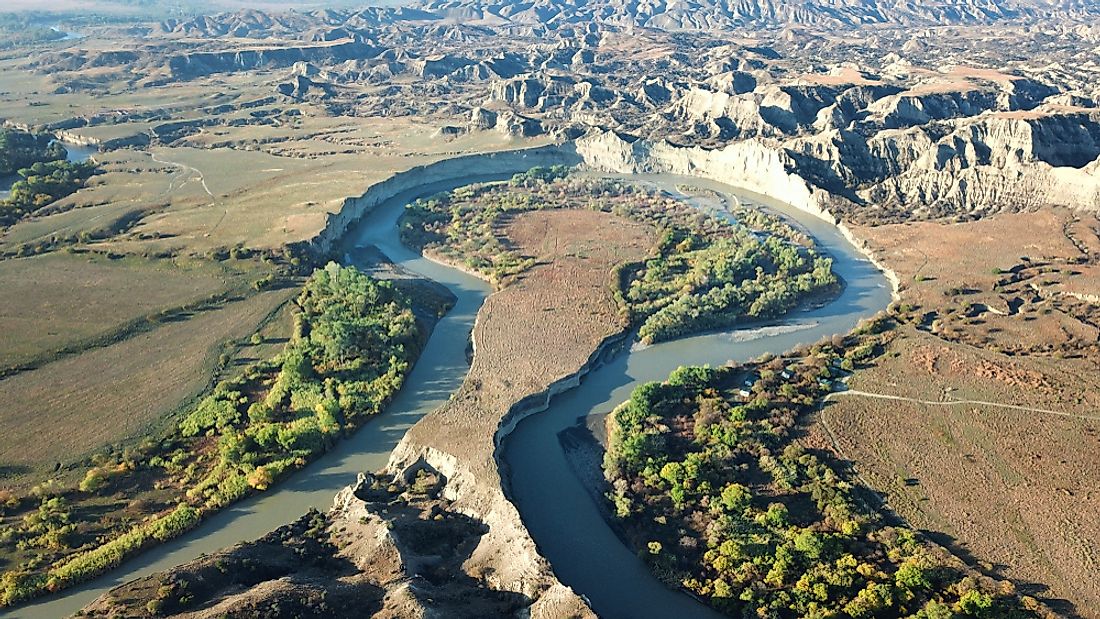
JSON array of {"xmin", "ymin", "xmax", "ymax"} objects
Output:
[
  {"xmin": 148, "ymin": 0, "xmax": 1100, "ymax": 38},
  {"xmin": 417, "ymin": 0, "xmax": 1100, "ymax": 28}
]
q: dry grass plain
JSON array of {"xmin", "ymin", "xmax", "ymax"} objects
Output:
[
  {"xmin": 813, "ymin": 210, "xmax": 1100, "ymax": 616},
  {"xmin": 853, "ymin": 209, "xmax": 1100, "ymax": 357},
  {"xmin": 0, "ymin": 288, "xmax": 294, "ymax": 489},
  {"xmin": 0, "ymin": 54, "xmax": 539, "ymax": 255},
  {"xmin": 0, "ymin": 253, "xmax": 239, "ymax": 369}
]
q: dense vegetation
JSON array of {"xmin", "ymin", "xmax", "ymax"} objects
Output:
[
  {"xmin": 1, "ymin": 160, "xmax": 97, "ymax": 225},
  {"xmin": 0, "ymin": 130, "xmax": 95, "ymax": 226},
  {"xmin": 603, "ymin": 318, "xmax": 1047, "ymax": 618},
  {"xmin": 0, "ymin": 130, "xmax": 65, "ymax": 175},
  {"xmin": 401, "ymin": 168, "xmax": 839, "ymax": 344},
  {"xmin": 0, "ymin": 263, "xmax": 424, "ymax": 607}
]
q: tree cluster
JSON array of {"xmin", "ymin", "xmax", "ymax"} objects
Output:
[
  {"xmin": 0, "ymin": 129, "xmax": 65, "ymax": 175},
  {"xmin": 603, "ymin": 332, "xmax": 1043, "ymax": 618},
  {"xmin": 0, "ymin": 130, "xmax": 96, "ymax": 227},
  {"xmin": 400, "ymin": 169, "xmax": 840, "ymax": 342}
]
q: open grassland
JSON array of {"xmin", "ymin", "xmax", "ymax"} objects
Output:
[
  {"xmin": 221, "ymin": 297, "xmax": 296, "ymax": 381},
  {"xmin": 1, "ymin": 126, "xmax": 529, "ymax": 257},
  {"xmin": 812, "ymin": 211, "xmax": 1100, "ymax": 616},
  {"xmin": 813, "ymin": 329, "xmax": 1100, "ymax": 616},
  {"xmin": 0, "ymin": 252, "xmax": 244, "ymax": 370},
  {"xmin": 0, "ymin": 288, "xmax": 294, "ymax": 488}
]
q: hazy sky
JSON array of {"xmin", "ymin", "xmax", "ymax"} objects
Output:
[{"xmin": 2, "ymin": 0, "xmax": 408, "ymax": 15}]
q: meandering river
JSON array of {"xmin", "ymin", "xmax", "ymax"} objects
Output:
[
  {"xmin": 502, "ymin": 174, "xmax": 892, "ymax": 619},
  {"xmin": 10, "ymin": 168, "xmax": 890, "ymax": 618}
]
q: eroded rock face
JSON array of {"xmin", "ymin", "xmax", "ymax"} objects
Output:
[
  {"xmin": 79, "ymin": 474, "xmax": 571, "ymax": 619},
  {"xmin": 28, "ymin": 0, "xmax": 1100, "ymax": 225},
  {"xmin": 80, "ymin": 509, "xmax": 391, "ymax": 619}
]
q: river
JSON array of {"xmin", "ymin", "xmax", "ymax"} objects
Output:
[
  {"xmin": 9, "ymin": 175, "xmax": 495, "ymax": 619},
  {"xmin": 0, "ymin": 142, "xmax": 98, "ymax": 201},
  {"xmin": 8, "ymin": 169, "xmax": 890, "ymax": 618},
  {"xmin": 502, "ymin": 174, "xmax": 892, "ymax": 619}
]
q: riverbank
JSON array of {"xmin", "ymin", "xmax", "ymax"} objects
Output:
[
  {"xmin": 502, "ymin": 173, "xmax": 892, "ymax": 619},
  {"xmin": 23, "ymin": 148, "xmax": 893, "ymax": 618},
  {"xmin": 7, "ymin": 164, "xmax": 508, "ymax": 619}
]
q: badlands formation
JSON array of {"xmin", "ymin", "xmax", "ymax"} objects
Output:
[{"xmin": 0, "ymin": 0, "xmax": 1097, "ymax": 617}]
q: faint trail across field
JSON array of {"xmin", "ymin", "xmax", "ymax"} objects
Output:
[
  {"xmin": 826, "ymin": 389, "xmax": 1100, "ymax": 422},
  {"xmin": 149, "ymin": 150, "xmax": 227, "ymax": 235},
  {"xmin": 150, "ymin": 151, "xmax": 215, "ymax": 197}
]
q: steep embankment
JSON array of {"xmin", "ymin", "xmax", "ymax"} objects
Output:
[
  {"xmin": 574, "ymin": 131, "xmax": 903, "ymax": 299},
  {"xmin": 311, "ymin": 144, "xmax": 581, "ymax": 255},
  {"xmin": 375, "ymin": 208, "xmax": 654, "ymax": 616}
]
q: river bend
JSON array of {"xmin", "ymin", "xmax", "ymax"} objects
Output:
[{"xmin": 11, "ymin": 168, "xmax": 890, "ymax": 618}]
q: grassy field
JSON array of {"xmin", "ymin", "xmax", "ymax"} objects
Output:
[
  {"xmin": 812, "ymin": 211, "xmax": 1100, "ymax": 616},
  {"xmin": 0, "ymin": 288, "xmax": 294, "ymax": 489},
  {"xmin": 0, "ymin": 252, "xmax": 242, "ymax": 370},
  {"xmin": 814, "ymin": 329, "xmax": 1100, "ymax": 616},
  {"xmin": 221, "ymin": 294, "xmax": 296, "ymax": 381}
]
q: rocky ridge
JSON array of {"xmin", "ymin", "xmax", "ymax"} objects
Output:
[{"xmin": 25, "ymin": 4, "xmax": 1100, "ymax": 218}]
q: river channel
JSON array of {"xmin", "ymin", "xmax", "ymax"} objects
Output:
[
  {"xmin": 10, "ymin": 168, "xmax": 890, "ymax": 618},
  {"xmin": 502, "ymin": 173, "xmax": 892, "ymax": 619}
]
